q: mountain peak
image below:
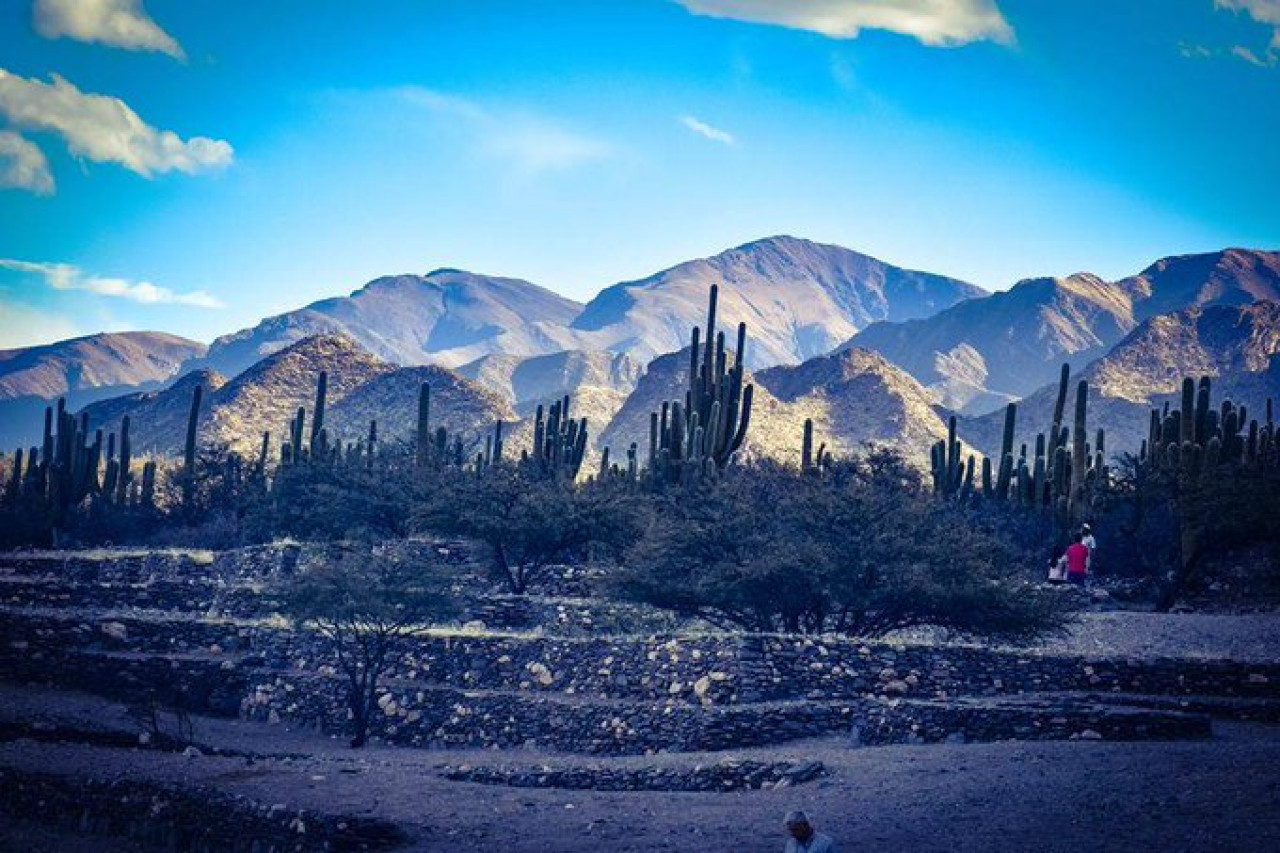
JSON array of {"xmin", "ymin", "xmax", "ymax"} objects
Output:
[{"xmin": 571, "ymin": 235, "xmax": 982, "ymax": 368}]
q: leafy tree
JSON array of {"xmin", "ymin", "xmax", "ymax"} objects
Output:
[
  {"xmin": 416, "ymin": 465, "xmax": 641, "ymax": 594},
  {"xmin": 280, "ymin": 545, "xmax": 456, "ymax": 747},
  {"xmin": 615, "ymin": 455, "xmax": 1070, "ymax": 641}
]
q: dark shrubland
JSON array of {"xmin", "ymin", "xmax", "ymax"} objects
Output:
[{"xmin": 613, "ymin": 457, "xmax": 1070, "ymax": 641}]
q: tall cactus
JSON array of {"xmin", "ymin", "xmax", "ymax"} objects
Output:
[
  {"xmin": 310, "ymin": 371, "xmax": 328, "ymax": 459},
  {"xmin": 646, "ymin": 285, "xmax": 753, "ymax": 485},
  {"xmin": 182, "ymin": 385, "xmax": 202, "ymax": 510}
]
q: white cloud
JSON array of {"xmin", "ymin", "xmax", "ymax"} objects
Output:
[
  {"xmin": 0, "ymin": 131, "xmax": 54, "ymax": 196},
  {"xmin": 1217, "ymin": 1, "xmax": 1280, "ymax": 60},
  {"xmin": 1231, "ymin": 44, "xmax": 1276, "ymax": 65},
  {"xmin": 0, "ymin": 69, "xmax": 232, "ymax": 178},
  {"xmin": 396, "ymin": 88, "xmax": 612, "ymax": 173},
  {"xmin": 0, "ymin": 260, "xmax": 224, "ymax": 309},
  {"xmin": 1217, "ymin": 0, "xmax": 1280, "ymax": 26},
  {"xmin": 674, "ymin": 0, "xmax": 1014, "ymax": 47},
  {"xmin": 33, "ymin": 0, "xmax": 184, "ymax": 59},
  {"xmin": 679, "ymin": 115, "xmax": 737, "ymax": 145}
]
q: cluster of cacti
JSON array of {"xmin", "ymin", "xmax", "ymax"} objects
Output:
[
  {"xmin": 522, "ymin": 396, "xmax": 588, "ymax": 478},
  {"xmin": 412, "ymin": 382, "xmax": 466, "ymax": 470},
  {"xmin": 276, "ymin": 372, "xmax": 389, "ymax": 471},
  {"xmin": 1139, "ymin": 376, "xmax": 1277, "ymax": 477},
  {"xmin": 2, "ymin": 399, "xmax": 160, "ymax": 515},
  {"xmin": 929, "ymin": 364, "xmax": 1106, "ymax": 525},
  {"xmin": 597, "ymin": 442, "xmax": 640, "ymax": 482},
  {"xmin": 643, "ymin": 284, "xmax": 753, "ymax": 485}
]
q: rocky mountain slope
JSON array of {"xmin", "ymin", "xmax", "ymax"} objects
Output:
[
  {"xmin": 959, "ymin": 302, "xmax": 1280, "ymax": 459},
  {"xmin": 199, "ymin": 270, "xmax": 584, "ymax": 380},
  {"xmin": 328, "ymin": 364, "xmax": 515, "ymax": 455},
  {"xmin": 0, "ymin": 332, "xmax": 206, "ymax": 449},
  {"xmin": 455, "ymin": 349, "xmax": 643, "ymax": 453},
  {"xmin": 81, "ymin": 335, "xmax": 514, "ymax": 461},
  {"xmin": 754, "ymin": 348, "xmax": 952, "ymax": 464},
  {"xmin": 849, "ymin": 273, "xmax": 1138, "ymax": 413},
  {"xmin": 597, "ymin": 347, "xmax": 805, "ymax": 467},
  {"xmin": 599, "ymin": 345, "xmax": 950, "ymax": 469},
  {"xmin": 79, "ymin": 369, "xmax": 229, "ymax": 457},
  {"xmin": 849, "ymin": 249, "xmax": 1280, "ymax": 415},
  {"xmin": 572, "ymin": 236, "xmax": 984, "ymax": 370}
]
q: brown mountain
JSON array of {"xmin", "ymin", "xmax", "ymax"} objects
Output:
[
  {"xmin": 599, "ymin": 345, "xmax": 950, "ymax": 469},
  {"xmin": 571, "ymin": 236, "xmax": 984, "ymax": 370},
  {"xmin": 959, "ymin": 302, "xmax": 1280, "ymax": 459},
  {"xmin": 328, "ymin": 364, "xmax": 514, "ymax": 454},
  {"xmin": 199, "ymin": 270, "xmax": 584, "ymax": 380},
  {"xmin": 849, "ymin": 273, "xmax": 1137, "ymax": 413},
  {"xmin": 849, "ymin": 249, "xmax": 1280, "ymax": 415},
  {"xmin": 597, "ymin": 347, "xmax": 803, "ymax": 467},
  {"xmin": 755, "ymin": 348, "xmax": 953, "ymax": 465},
  {"xmin": 0, "ymin": 331, "xmax": 207, "ymax": 449},
  {"xmin": 79, "ymin": 369, "xmax": 228, "ymax": 457}
]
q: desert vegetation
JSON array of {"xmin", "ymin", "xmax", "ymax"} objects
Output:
[{"xmin": 2, "ymin": 285, "xmax": 1276, "ymax": 635}]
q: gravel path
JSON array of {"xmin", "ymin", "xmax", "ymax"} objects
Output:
[{"xmin": 1026, "ymin": 611, "xmax": 1280, "ymax": 662}]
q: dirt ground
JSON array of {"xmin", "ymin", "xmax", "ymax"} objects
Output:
[{"xmin": 2, "ymin": 685, "xmax": 1280, "ymax": 852}]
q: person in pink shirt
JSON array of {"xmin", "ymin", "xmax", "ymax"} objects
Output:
[{"xmin": 1064, "ymin": 531, "xmax": 1091, "ymax": 586}]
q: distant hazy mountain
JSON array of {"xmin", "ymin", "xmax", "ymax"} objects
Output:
[
  {"xmin": 456, "ymin": 349, "xmax": 643, "ymax": 448},
  {"xmin": 571, "ymin": 236, "xmax": 984, "ymax": 370},
  {"xmin": 959, "ymin": 302, "xmax": 1280, "ymax": 459},
  {"xmin": 0, "ymin": 332, "xmax": 206, "ymax": 449},
  {"xmin": 849, "ymin": 273, "xmax": 1137, "ymax": 413},
  {"xmin": 200, "ymin": 270, "xmax": 584, "ymax": 380},
  {"xmin": 457, "ymin": 349, "xmax": 642, "ymax": 412},
  {"xmin": 850, "ymin": 249, "xmax": 1280, "ymax": 414},
  {"xmin": 1115, "ymin": 248, "xmax": 1280, "ymax": 320}
]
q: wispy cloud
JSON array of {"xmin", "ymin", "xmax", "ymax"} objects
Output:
[
  {"xmin": 396, "ymin": 88, "xmax": 612, "ymax": 174},
  {"xmin": 0, "ymin": 260, "xmax": 224, "ymax": 309},
  {"xmin": 1231, "ymin": 43, "xmax": 1277, "ymax": 65},
  {"xmin": 674, "ymin": 0, "xmax": 1014, "ymax": 47},
  {"xmin": 0, "ymin": 69, "xmax": 232, "ymax": 181},
  {"xmin": 1216, "ymin": 1, "xmax": 1280, "ymax": 63},
  {"xmin": 679, "ymin": 115, "xmax": 737, "ymax": 145},
  {"xmin": 33, "ymin": 0, "xmax": 184, "ymax": 59},
  {"xmin": 0, "ymin": 131, "xmax": 54, "ymax": 196}
]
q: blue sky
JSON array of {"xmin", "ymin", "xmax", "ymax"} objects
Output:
[{"xmin": 1, "ymin": 0, "xmax": 1278, "ymax": 348}]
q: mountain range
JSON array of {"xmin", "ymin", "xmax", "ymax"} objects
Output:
[
  {"xmin": 848, "ymin": 248, "xmax": 1280, "ymax": 414},
  {"xmin": 1, "ymin": 239, "xmax": 1277, "ymax": 471}
]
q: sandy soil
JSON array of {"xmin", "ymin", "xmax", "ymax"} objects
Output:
[{"xmin": 2, "ymin": 684, "xmax": 1280, "ymax": 853}]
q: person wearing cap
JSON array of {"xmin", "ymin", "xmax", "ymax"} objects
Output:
[{"xmin": 784, "ymin": 811, "xmax": 839, "ymax": 853}]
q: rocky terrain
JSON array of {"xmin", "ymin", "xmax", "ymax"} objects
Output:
[
  {"xmin": 755, "ymin": 347, "xmax": 953, "ymax": 463},
  {"xmin": 2, "ymin": 545, "xmax": 1280, "ymax": 851},
  {"xmin": 599, "ymin": 346, "xmax": 808, "ymax": 466}
]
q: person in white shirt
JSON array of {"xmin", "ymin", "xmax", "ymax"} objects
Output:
[
  {"xmin": 1081, "ymin": 523, "xmax": 1097, "ymax": 556},
  {"xmin": 784, "ymin": 811, "xmax": 839, "ymax": 853}
]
